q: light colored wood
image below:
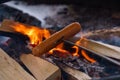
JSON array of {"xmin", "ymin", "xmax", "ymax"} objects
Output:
[
  {"xmin": 0, "ymin": 48, "xmax": 36, "ymax": 80},
  {"xmin": 32, "ymin": 22, "xmax": 81, "ymax": 56},
  {"xmin": 20, "ymin": 54, "xmax": 61, "ymax": 80},
  {"xmin": 79, "ymin": 38, "xmax": 120, "ymax": 59},
  {"xmin": 56, "ymin": 61, "xmax": 91, "ymax": 80},
  {"xmin": 63, "ymin": 66, "xmax": 91, "ymax": 80}
]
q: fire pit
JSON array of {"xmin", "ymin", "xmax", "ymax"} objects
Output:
[{"xmin": 0, "ymin": 1, "xmax": 120, "ymax": 80}]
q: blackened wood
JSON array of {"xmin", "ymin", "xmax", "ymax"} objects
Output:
[{"xmin": 0, "ymin": 31, "xmax": 29, "ymax": 44}]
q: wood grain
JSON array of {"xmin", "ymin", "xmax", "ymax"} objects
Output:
[
  {"xmin": 20, "ymin": 54, "xmax": 61, "ymax": 80},
  {"xmin": 55, "ymin": 61, "xmax": 91, "ymax": 80},
  {"xmin": 79, "ymin": 38, "xmax": 120, "ymax": 59},
  {"xmin": 0, "ymin": 48, "xmax": 36, "ymax": 80}
]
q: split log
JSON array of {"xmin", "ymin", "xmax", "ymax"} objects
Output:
[
  {"xmin": 32, "ymin": 22, "xmax": 81, "ymax": 56},
  {"xmin": 0, "ymin": 19, "xmax": 15, "ymax": 32},
  {"xmin": 54, "ymin": 60, "xmax": 91, "ymax": 80},
  {"xmin": 79, "ymin": 38, "xmax": 120, "ymax": 60},
  {"xmin": 20, "ymin": 54, "xmax": 61, "ymax": 80},
  {"xmin": 0, "ymin": 19, "xmax": 42, "ymax": 33},
  {"xmin": 0, "ymin": 48, "xmax": 36, "ymax": 80},
  {"xmin": 0, "ymin": 19, "xmax": 21, "ymax": 33}
]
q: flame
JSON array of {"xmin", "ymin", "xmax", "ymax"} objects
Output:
[
  {"xmin": 43, "ymin": 29, "xmax": 51, "ymax": 39},
  {"xmin": 49, "ymin": 48, "xmax": 70, "ymax": 55},
  {"xmin": 72, "ymin": 40, "xmax": 81, "ymax": 57},
  {"xmin": 81, "ymin": 50, "xmax": 96, "ymax": 63},
  {"xmin": 12, "ymin": 24, "xmax": 50, "ymax": 46},
  {"xmin": 12, "ymin": 23, "xmax": 96, "ymax": 63},
  {"xmin": 72, "ymin": 38, "xmax": 96, "ymax": 63}
]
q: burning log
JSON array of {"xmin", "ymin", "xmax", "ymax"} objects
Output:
[
  {"xmin": 79, "ymin": 38, "xmax": 120, "ymax": 60},
  {"xmin": 0, "ymin": 19, "xmax": 81, "ymax": 56},
  {"xmin": 0, "ymin": 31, "xmax": 29, "ymax": 44},
  {"xmin": 0, "ymin": 48, "xmax": 36, "ymax": 80},
  {"xmin": 0, "ymin": 19, "xmax": 41, "ymax": 32},
  {"xmin": 20, "ymin": 54, "xmax": 61, "ymax": 80},
  {"xmin": 1, "ymin": 19, "xmax": 120, "ymax": 60},
  {"xmin": 0, "ymin": 19, "xmax": 24, "ymax": 33},
  {"xmin": 32, "ymin": 22, "xmax": 81, "ymax": 56}
]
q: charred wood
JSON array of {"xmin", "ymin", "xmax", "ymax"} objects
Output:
[{"xmin": 0, "ymin": 31, "xmax": 29, "ymax": 45}]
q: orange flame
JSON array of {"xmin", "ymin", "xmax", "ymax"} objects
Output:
[
  {"xmin": 72, "ymin": 40, "xmax": 81, "ymax": 57},
  {"xmin": 81, "ymin": 50, "xmax": 96, "ymax": 63},
  {"xmin": 12, "ymin": 23, "xmax": 96, "ymax": 63},
  {"xmin": 12, "ymin": 24, "xmax": 50, "ymax": 46}
]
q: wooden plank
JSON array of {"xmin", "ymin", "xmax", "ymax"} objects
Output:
[
  {"xmin": 79, "ymin": 38, "xmax": 120, "ymax": 59},
  {"xmin": 0, "ymin": 48, "xmax": 36, "ymax": 80},
  {"xmin": 62, "ymin": 66, "xmax": 91, "ymax": 80},
  {"xmin": 20, "ymin": 54, "xmax": 61, "ymax": 80},
  {"xmin": 54, "ymin": 61, "xmax": 91, "ymax": 80}
]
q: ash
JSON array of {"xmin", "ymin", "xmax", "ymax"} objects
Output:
[{"xmin": 43, "ymin": 54, "xmax": 104, "ymax": 79}]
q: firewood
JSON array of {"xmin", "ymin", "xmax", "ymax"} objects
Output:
[
  {"xmin": 54, "ymin": 60, "xmax": 91, "ymax": 80},
  {"xmin": 20, "ymin": 54, "xmax": 61, "ymax": 80},
  {"xmin": 0, "ymin": 19, "xmax": 42, "ymax": 33},
  {"xmin": 0, "ymin": 19, "xmax": 15, "ymax": 32},
  {"xmin": 32, "ymin": 22, "xmax": 81, "ymax": 56},
  {"xmin": 62, "ymin": 66, "xmax": 91, "ymax": 80},
  {"xmin": 0, "ymin": 48, "xmax": 36, "ymax": 80},
  {"xmin": 0, "ymin": 19, "xmax": 23, "ymax": 33},
  {"xmin": 79, "ymin": 38, "xmax": 120, "ymax": 60}
]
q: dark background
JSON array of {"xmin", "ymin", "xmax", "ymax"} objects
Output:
[{"xmin": 0, "ymin": 0, "xmax": 120, "ymax": 8}]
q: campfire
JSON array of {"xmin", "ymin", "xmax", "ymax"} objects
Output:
[
  {"xmin": 10, "ymin": 19, "xmax": 96, "ymax": 63},
  {"xmin": 0, "ymin": 19, "xmax": 120, "ymax": 80}
]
